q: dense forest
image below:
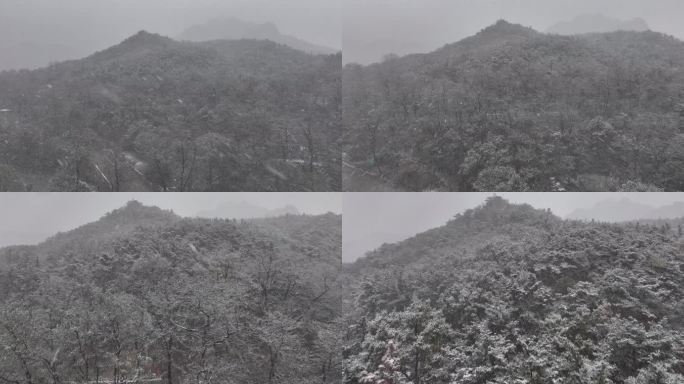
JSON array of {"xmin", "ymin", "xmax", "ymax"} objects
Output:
[
  {"xmin": 0, "ymin": 201, "xmax": 343, "ymax": 383},
  {"xmin": 343, "ymin": 20, "xmax": 684, "ymax": 191},
  {"xmin": 0, "ymin": 31, "xmax": 342, "ymax": 192},
  {"xmin": 343, "ymin": 197, "xmax": 684, "ymax": 383}
]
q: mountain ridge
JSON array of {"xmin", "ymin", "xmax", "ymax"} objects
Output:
[{"xmin": 351, "ymin": 197, "xmax": 558, "ymax": 269}]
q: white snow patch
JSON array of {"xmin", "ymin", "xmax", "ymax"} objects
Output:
[
  {"xmin": 177, "ymin": 99, "xmax": 184, "ymax": 104},
  {"xmin": 286, "ymin": 159, "xmax": 322, "ymax": 167},
  {"xmin": 0, "ymin": 109, "xmax": 10, "ymax": 112},
  {"xmin": 133, "ymin": 162, "xmax": 146, "ymax": 175},
  {"xmin": 265, "ymin": 165, "xmax": 287, "ymax": 180},
  {"xmin": 46, "ymin": 84, "xmax": 53, "ymax": 89}
]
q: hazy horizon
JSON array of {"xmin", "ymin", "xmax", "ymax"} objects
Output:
[
  {"xmin": 0, "ymin": 0, "xmax": 341, "ymax": 71},
  {"xmin": 343, "ymin": 193, "xmax": 684, "ymax": 262},
  {"xmin": 344, "ymin": 0, "xmax": 684, "ymax": 64},
  {"xmin": 0, "ymin": 193, "xmax": 342, "ymax": 248}
]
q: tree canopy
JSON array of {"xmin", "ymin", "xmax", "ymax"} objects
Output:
[
  {"xmin": 0, "ymin": 201, "xmax": 343, "ymax": 384},
  {"xmin": 343, "ymin": 197, "xmax": 684, "ymax": 383}
]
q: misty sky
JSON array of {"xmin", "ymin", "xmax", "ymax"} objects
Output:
[
  {"xmin": 0, "ymin": 193, "xmax": 341, "ymax": 248},
  {"xmin": 343, "ymin": 193, "xmax": 684, "ymax": 262},
  {"xmin": 0, "ymin": 0, "xmax": 340, "ymax": 69},
  {"xmin": 344, "ymin": 0, "xmax": 684, "ymax": 64}
]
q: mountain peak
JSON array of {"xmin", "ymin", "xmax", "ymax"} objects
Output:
[
  {"xmin": 482, "ymin": 195, "xmax": 513, "ymax": 209},
  {"xmin": 459, "ymin": 20, "xmax": 538, "ymax": 48},
  {"xmin": 121, "ymin": 30, "xmax": 173, "ymax": 47},
  {"xmin": 352, "ymin": 198, "xmax": 557, "ymax": 268},
  {"xmin": 102, "ymin": 200, "xmax": 177, "ymax": 223},
  {"xmin": 480, "ymin": 20, "xmax": 537, "ymax": 37},
  {"xmin": 453, "ymin": 196, "xmax": 558, "ymax": 229},
  {"xmin": 89, "ymin": 30, "xmax": 176, "ymax": 61},
  {"xmin": 474, "ymin": 196, "xmax": 528, "ymax": 215},
  {"xmin": 38, "ymin": 201, "xmax": 178, "ymax": 249},
  {"xmin": 132, "ymin": 30, "xmax": 154, "ymax": 37},
  {"xmin": 124, "ymin": 199, "xmax": 144, "ymax": 209}
]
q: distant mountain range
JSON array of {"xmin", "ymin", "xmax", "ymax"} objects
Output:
[
  {"xmin": 567, "ymin": 198, "xmax": 684, "ymax": 222},
  {"xmin": 344, "ymin": 14, "xmax": 651, "ymax": 65},
  {"xmin": 547, "ymin": 14, "xmax": 649, "ymax": 35},
  {"xmin": 0, "ymin": 17, "xmax": 336, "ymax": 71},
  {"xmin": 178, "ymin": 17, "xmax": 337, "ymax": 55},
  {"xmin": 196, "ymin": 201, "xmax": 300, "ymax": 219}
]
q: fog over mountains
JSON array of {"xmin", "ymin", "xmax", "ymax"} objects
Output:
[
  {"xmin": 547, "ymin": 14, "xmax": 650, "ymax": 35},
  {"xmin": 343, "ymin": 194, "xmax": 684, "ymax": 262},
  {"xmin": 196, "ymin": 201, "xmax": 300, "ymax": 219},
  {"xmin": 344, "ymin": 0, "xmax": 684, "ymax": 65},
  {"xmin": 178, "ymin": 17, "xmax": 337, "ymax": 54},
  {"xmin": 0, "ymin": 193, "xmax": 340, "ymax": 248},
  {"xmin": 567, "ymin": 198, "xmax": 684, "ymax": 222},
  {"xmin": 0, "ymin": 0, "xmax": 340, "ymax": 71},
  {"xmin": 0, "ymin": 17, "xmax": 335, "ymax": 71}
]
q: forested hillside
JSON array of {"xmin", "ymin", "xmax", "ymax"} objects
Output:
[
  {"xmin": 343, "ymin": 197, "xmax": 684, "ymax": 383},
  {"xmin": 0, "ymin": 201, "xmax": 343, "ymax": 384},
  {"xmin": 343, "ymin": 20, "xmax": 684, "ymax": 191},
  {"xmin": 0, "ymin": 31, "xmax": 342, "ymax": 192}
]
